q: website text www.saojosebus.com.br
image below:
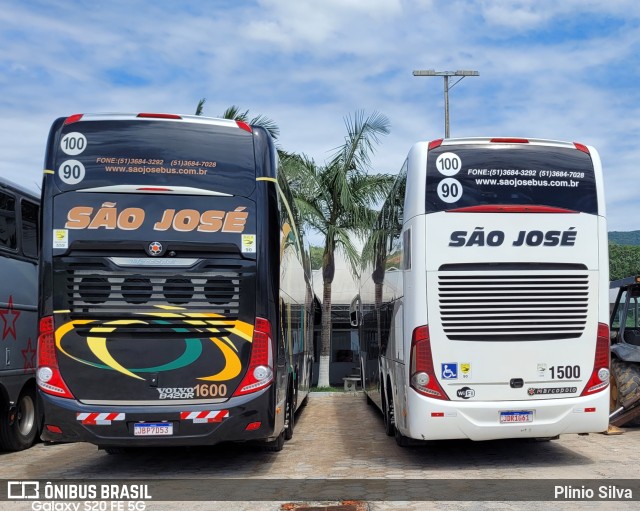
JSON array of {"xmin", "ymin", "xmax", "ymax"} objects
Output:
[
  {"xmin": 104, "ymin": 165, "xmax": 208, "ymax": 176},
  {"xmin": 475, "ymin": 177, "xmax": 580, "ymax": 188}
]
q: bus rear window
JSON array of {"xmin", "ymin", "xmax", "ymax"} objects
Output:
[
  {"xmin": 52, "ymin": 120, "xmax": 256, "ymax": 196},
  {"xmin": 426, "ymin": 145, "xmax": 598, "ymax": 214}
]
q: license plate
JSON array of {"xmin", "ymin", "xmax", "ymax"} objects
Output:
[
  {"xmin": 500, "ymin": 411, "xmax": 533, "ymax": 424},
  {"xmin": 133, "ymin": 422, "xmax": 173, "ymax": 436}
]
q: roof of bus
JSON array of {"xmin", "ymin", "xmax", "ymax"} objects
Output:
[
  {"xmin": 0, "ymin": 176, "xmax": 40, "ymax": 202},
  {"xmin": 438, "ymin": 137, "xmax": 583, "ymax": 149},
  {"xmin": 62, "ymin": 113, "xmax": 251, "ymax": 132}
]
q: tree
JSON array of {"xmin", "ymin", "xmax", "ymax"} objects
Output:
[
  {"xmin": 195, "ymin": 99, "xmax": 280, "ymax": 140},
  {"xmin": 282, "ymin": 111, "xmax": 394, "ymax": 387},
  {"xmin": 610, "ymin": 242, "xmax": 640, "ymax": 281}
]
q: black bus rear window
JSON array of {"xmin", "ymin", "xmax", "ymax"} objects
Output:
[
  {"xmin": 52, "ymin": 120, "xmax": 256, "ymax": 196},
  {"xmin": 426, "ymin": 145, "xmax": 598, "ymax": 215}
]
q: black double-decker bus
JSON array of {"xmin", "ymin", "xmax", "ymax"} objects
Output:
[{"xmin": 37, "ymin": 113, "xmax": 314, "ymax": 451}]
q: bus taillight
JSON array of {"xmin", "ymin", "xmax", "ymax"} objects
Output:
[
  {"xmin": 233, "ymin": 318, "xmax": 274, "ymax": 396},
  {"xmin": 428, "ymin": 139, "xmax": 443, "ymax": 150},
  {"xmin": 580, "ymin": 323, "xmax": 610, "ymax": 396},
  {"xmin": 64, "ymin": 114, "xmax": 84, "ymax": 125},
  {"xmin": 410, "ymin": 326, "xmax": 449, "ymax": 400},
  {"xmin": 36, "ymin": 316, "xmax": 75, "ymax": 399},
  {"xmin": 136, "ymin": 113, "xmax": 182, "ymax": 119}
]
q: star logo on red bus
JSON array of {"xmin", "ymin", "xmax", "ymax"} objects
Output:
[
  {"xmin": 22, "ymin": 337, "xmax": 36, "ymax": 372},
  {"xmin": 0, "ymin": 295, "xmax": 21, "ymax": 340}
]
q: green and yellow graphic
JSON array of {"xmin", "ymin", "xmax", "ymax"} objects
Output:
[{"xmin": 55, "ymin": 307, "xmax": 253, "ymax": 382}]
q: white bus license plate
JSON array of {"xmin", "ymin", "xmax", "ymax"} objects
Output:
[
  {"xmin": 134, "ymin": 423, "xmax": 173, "ymax": 436},
  {"xmin": 500, "ymin": 411, "xmax": 533, "ymax": 424}
]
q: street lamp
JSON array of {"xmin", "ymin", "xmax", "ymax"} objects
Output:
[{"xmin": 413, "ymin": 69, "xmax": 479, "ymax": 138}]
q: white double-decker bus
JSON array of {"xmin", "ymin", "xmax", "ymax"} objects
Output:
[{"xmin": 356, "ymin": 137, "xmax": 610, "ymax": 445}]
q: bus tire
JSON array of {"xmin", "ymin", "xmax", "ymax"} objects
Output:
[
  {"xmin": 284, "ymin": 389, "xmax": 295, "ymax": 440},
  {"xmin": 395, "ymin": 426, "xmax": 412, "ymax": 447},
  {"xmin": 611, "ymin": 358, "xmax": 640, "ymax": 426},
  {"xmin": 0, "ymin": 387, "xmax": 38, "ymax": 451},
  {"xmin": 263, "ymin": 430, "xmax": 285, "ymax": 452},
  {"xmin": 382, "ymin": 383, "xmax": 395, "ymax": 437},
  {"xmin": 300, "ymin": 367, "xmax": 312, "ymax": 408}
]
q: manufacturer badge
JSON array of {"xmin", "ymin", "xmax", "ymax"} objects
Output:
[{"xmin": 148, "ymin": 241, "xmax": 163, "ymax": 257}]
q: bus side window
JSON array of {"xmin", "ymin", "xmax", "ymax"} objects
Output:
[
  {"xmin": 0, "ymin": 191, "xmax": 17, "ymax": 251},
  {"xmin": 21, "ymin": 200, "xmax": 39, "ymax": 259}
]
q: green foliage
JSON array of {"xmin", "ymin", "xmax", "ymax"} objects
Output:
[
  {"xmin": 309, "ymin": 245, "xmax": 323, "ymax": 270},
  {"xmin": 310, "ymin": 386, "xmax": 340, "ymax": 392},
  {"xmin": 609, "ymin": 231, "xmax": 640, "ymax": 246},
  {"xmin": 609, "ymin": 242, "xmax": 640, "ymax": 281},
  {"xmin": 194, "ymin": 101, "xmax": 280, "ymax": 140}
]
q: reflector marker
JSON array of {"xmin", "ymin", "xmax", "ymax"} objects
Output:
[
  {"xmin": 44, "ymin": 169, "xmax": 55, "ymax": 175},
  {"xmin": 77, "ymin": 412, "xmax": 125, "ymax": 425},
  {"xmin": 180, "ymin": 410, "xmax": 229, "ymax": 423}
]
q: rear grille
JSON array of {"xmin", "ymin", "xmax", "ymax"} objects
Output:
[
  {"xmin": 438, "ymin": 273, "xmax": 590, "ymax": 341},
  {"xmin": 58, "ymin": 258, "xmax": 254, "ymax": 321}
]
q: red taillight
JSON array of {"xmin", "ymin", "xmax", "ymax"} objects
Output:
[
  {"xmin": 409, "ymin": 326, "xmax": 449, "ymax": 400},
  {"xmin": 447, "ymin": 205, "xmax": 577, "ymax": 214},
  {"xmin": 245, "ymin": 421, "xmax": 261, "ymax": 431},
  {"xmin": 37, "ymin": 316, "xmax": 74, "ymax": 399},
  {"xmin": 574, "ymin": 142, "xmax": 590, "ymax": 155},
  {"xmin": 136, "ymin": 113, "xmax": 182, "ymax": 119},
  {"xmin": 580, "ymin": 323, "xmax": 610, "ymax": 396},
  {"xmin": 232, "ymin": 318, "xmax": 274, "ymax": 396},
  {"xmin": 490, "ymin": 138, "xmax": 529, "ymax": 143},
  {"xmin": 428, "ymin": 139, "xmax": 443, "ymax": 151},
  {"xmin": 235, "ymin": 120, "xmax": 252, "ymax": 133},
  {"xmin": 64, "ymin": 114, "xmax": 83, "ymax": 125}
]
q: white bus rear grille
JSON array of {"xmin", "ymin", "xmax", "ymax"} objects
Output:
[{"xmin": 438, "ymin": 275, "xmax": 589, "ymax": 341}]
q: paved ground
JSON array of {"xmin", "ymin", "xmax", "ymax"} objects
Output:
[{"xmin": 2, "ymin": 392, "xmax": 640, "ymax": 510}]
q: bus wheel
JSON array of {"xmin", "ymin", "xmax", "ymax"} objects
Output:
[
  {"xmin": 300, "ymin": 367, "xmax": 312, "ymax": 408},
  {"xmin": 395, "ymin": 426, "xmax": 412, "ymax": 447},
  {"xmin": 263, "ymin": 430, "xmax": 285, "ymax": 452},
  {"xmin": 382, "ymin": 385, "xmax": 395, "ymax": 437},
  {"xmin": 284, "ymin": 390, "xmax": 295, "ymax": 440},
  {"xmin": 0, "ymin": 387, "xmax": 38, "ymax": 451},
  {"xmin": 611, "ymin": 358, "xmax": 640, "ymax": 426}
]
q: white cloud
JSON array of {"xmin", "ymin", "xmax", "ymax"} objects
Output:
[{"xmin": 1, "ymin": 0, "xmax": 639, "ymax": 230}]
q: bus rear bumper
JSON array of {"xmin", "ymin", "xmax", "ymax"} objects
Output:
[
  {"xmin": 403, "ymin": 389, "xmax": 610, "ymax": 441},
  {"xmin": 39, "ymin": 389, "xmax": 279, "ymax": 447}
]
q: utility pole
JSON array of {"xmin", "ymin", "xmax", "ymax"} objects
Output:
[{"xmin": 412, "ymin": 69, "xmax": 479, "ymax": 138}]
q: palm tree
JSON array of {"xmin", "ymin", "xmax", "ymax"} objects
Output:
[
  {"xmin": 195, "ymin": 99, "xmax": 280, "ymax": 140},
  {"xmin": 282, "ymin": 111, "xmax": 394, "ymax": 387}
]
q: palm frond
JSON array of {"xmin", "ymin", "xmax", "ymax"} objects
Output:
[
  {"xmin": 250, "ymin": 114, "xmax": 280, "ymax": 140},
  {"xmin": 221, "ymin": 105, "xmax": 249, "ymax": 121},
  {"xmin": 195, "ymin": 98, "xmax": 206, "ymax": 116}
]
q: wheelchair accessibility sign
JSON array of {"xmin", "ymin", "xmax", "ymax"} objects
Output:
[{"xmin": 441, "ymin": 363, "xmax": 458, "ymax": 380}]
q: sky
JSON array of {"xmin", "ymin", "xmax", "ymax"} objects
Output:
[{"xmin": 1, "ymin": 0, "xmax": 639, "ymax": 231}]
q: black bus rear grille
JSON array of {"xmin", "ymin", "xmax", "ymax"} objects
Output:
[
  {"xmin": 57, "ymin": 258, "xmax": 254, "ymax": 317},
  {"xmin": 438, "ymin": 274, "xmax": 590, "ymax": 341}
]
